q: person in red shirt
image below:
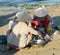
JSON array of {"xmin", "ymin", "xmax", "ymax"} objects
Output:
[{"xmin": 31, "ymin": 6, "xmax": 53, "ymax": 39}]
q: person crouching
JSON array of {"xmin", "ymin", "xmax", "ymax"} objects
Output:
[{"xmin": 31, "ymin": 6, "xmax": 53, "ymax": 39}]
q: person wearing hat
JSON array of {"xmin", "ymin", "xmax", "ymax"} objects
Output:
[
  {"xmin": 31, "ymin": 7, "xmax": 53, "ymax": 39},
  {"xmin": 7, "ymin": 11, "xmax": 41, "ymax": 50}
]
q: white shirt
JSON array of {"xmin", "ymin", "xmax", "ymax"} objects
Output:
[
  {"xmin": 8, "ymin": 20, "xmax": 14, "ymax": 30},
  {"xmin": 7, "ymin": 22, "xmax": 40, "ymax": 48}
]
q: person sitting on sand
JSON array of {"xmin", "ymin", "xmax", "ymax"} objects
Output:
[
  {"xmin": 31, "ymin": 6, "xmax": 53, "ymax": 39},
  {"xmin": 7, "ymin": 11, "xmax": 41, "ymax": 50}
]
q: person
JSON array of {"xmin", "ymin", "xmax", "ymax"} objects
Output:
[
  {"xmin": 8, "ymin": 19, "xmax": 14, "ymax": 30},
  {"xmin": 7, "ymin": 17, "xmax": 18, "ymax": 36},
  {"xmin": 7, "ymin": 11, "xmax": 41, "ymax": 50},
  {"xmin": 31, "ymin": 6, "xmax": 53, "ymax": 39},
  {"xmin": 13, "ymin": 17, "xmax": 17, "ymax": 22},
  {"xmin": 7, "ymin": 19, "xmax": 14, "ymax": 36}
]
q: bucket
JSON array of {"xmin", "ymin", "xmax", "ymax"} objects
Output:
[{"xmin": 31, "ymin": 36, "xmax": 43, "ymax": 47}]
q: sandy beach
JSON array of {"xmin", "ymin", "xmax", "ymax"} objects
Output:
[{"xmin": 0, "ymin": 5, "xmax": 60, "ymax": 55}]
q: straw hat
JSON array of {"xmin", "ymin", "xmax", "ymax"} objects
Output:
[
  {"xmin": 16, "ymin": 11, "xmax": 32, "ymax": 22},
  {"xmin": 34, "ymin": 7, "xmax": 48, "ymax": 17}
]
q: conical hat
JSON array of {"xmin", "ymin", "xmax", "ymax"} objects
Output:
[
  {"xmin": 34, "ymin": 7, "xmax": 48, "ymax": 17},
  {"xmin": 16, "ymin": 11, "xmax": 32, "ymax": 22}
]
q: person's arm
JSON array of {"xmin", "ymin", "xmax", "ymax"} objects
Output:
[{"xmin": 28, "ymin": 26, "xmax": 41, "ymax": 36}]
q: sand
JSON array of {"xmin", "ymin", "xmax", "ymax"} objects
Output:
[{"xmin": 0, "ymin": 5, "xmax": 60, "ymax": 55}]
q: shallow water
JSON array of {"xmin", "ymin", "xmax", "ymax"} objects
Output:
[
  {"xmin": 15, "ymin": 0, "xmax": 60, "ymax": 5},
  {"xmin": 0, "ymin": 0, "xmax": 60, "ymax": 5}
]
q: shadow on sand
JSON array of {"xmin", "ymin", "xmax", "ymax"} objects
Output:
[
  {"xmin": 52, "ymin": 16, "xmax": 60, "ymax": 27},
  {"xmin": 0, "ymin": 12, "xmax": 16, "ymax": 27},
  {"xmin": 0, "ymin": 34, "xmax": 19, "ymax": 55}
]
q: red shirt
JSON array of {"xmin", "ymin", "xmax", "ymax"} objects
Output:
[
  {"xmin": 31, "ymin": 18, "xmax": 50, "ymax": 29},
  {"xmin": 31, "ymin": 20, "xmax": 39, "ymax": 29},
  {"xmin": 40, "ymin": 18, "xmax": 50, "ymax": 28}
]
